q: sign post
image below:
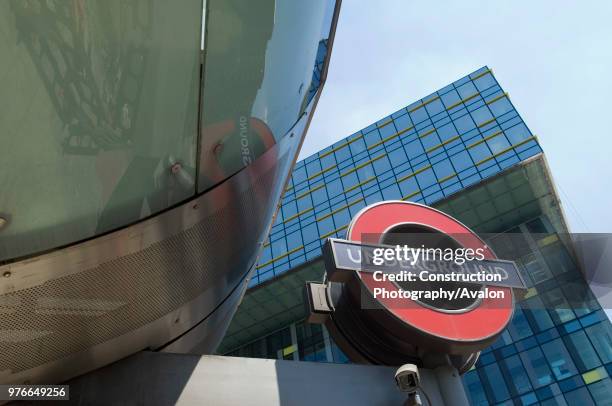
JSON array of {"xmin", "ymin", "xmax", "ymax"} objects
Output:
[{"xmin": 306, "ymin": 201, "xmax": 525, "ymax": 405}]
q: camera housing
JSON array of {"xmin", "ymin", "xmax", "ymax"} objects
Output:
[{"xmin": 394, "ymin": 363, "xmax": 420, "ymax": 393}]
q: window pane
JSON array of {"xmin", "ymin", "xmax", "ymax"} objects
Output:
[
  {"xmin": 474, "ymin": 72, "xmax": 495, "ymax": 91},
  {"xmin": 489, "ymin": 97, "xmax": 513, "ymax": 116},
  {"xmin": 564, "ymin": 387, "xmax": 595, "ymax": 406},
  {"xmin": 500, "ymin": 355, "xmax": 533, "ymax": 396},
  {"xmin": 409, "ymin": 106, "xmax": 428, "ymax": 125},
  {"xmin": 457, "ymin": 81, "xmax": 477, "ymax": 98},
  {"xmin": 520, "ymin": 347, "xmax": 554, "ymax": 388},
  {"xmin": 541, "ymin": 338, "xmax": 578, "ymax": 380},
  {"xmin": 542, "ymin": 288, "xmax": 576, "ymax": 324},
  {"xmin": 588, "ymin": 378, "xmax": 612, "ymax": 405},
  {"xmin": 563, "ymin": 331, "xmax": 602, "ymax": 372},
  {"xmin": 455, "ymin": 114, "xmax": 476, "ymax": 134},
  {"xmin": 586, "ymin": 323, "xmax": 612, "ymax": 364},
  {"xmin": 471, "ymin": 106, "xmax": 493, "ymax": 125},
  {"xmin": 523, "ymin": 296, "xmax": 555, "ymax": 332},
  {"xmin": 508, "ymin": 307, "xmax": 534, "ymax": 340},
  {"xmin": 479, "ymin": 363, "xmax": 511, "ymax": 403},
  {"xmin": 464, "ymin": 371, "xmax": 489, "ymax": 406}
]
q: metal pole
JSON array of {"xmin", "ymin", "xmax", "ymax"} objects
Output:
[{"xmin": 433, "ymin": 365, "xmax": 470, "ymax": 406}]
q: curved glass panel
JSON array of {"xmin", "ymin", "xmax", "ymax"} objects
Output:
[
  {"xmin": 0, "ymin": 1, "xmax": 202, "ymax": 261},
  {"xmin": 0, "ymin": 0, "xmax": 337, "ymax": 262},
  {"xmin": 198, "ymin": 0, "xmax": 335, "ymax": 191}
]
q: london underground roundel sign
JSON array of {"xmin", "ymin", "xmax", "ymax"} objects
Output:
[
  {"xmin": 308, "ymin": 201, "xmax": 525, "ymax": 366},
  {"xmin": 346, "ymin": 201, "xmax": 514, "ymax": 346}
]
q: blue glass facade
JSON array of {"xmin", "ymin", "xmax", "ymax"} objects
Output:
[
  {"xmin": 229, "ymin": 215, "xmax": 612, "ymax": 404},
  {"xmin": 223, "ymin": 68, "xmax": 612, "ymax": 405},
  {"xmin": 462, "ymin": 218, "xmax": 612, "ymax": 405},
  {"xmin": 252, "ymin": 66, "xmax": 541, "ymax": 287}
]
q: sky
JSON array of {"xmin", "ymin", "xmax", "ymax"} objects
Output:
[{"xmin": 301, "ymin": 0, "xmax": 612, "ymax": 234}]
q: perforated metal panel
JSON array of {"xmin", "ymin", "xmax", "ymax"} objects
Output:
[{"xmin": 0, "ymin": 140, "xmax": 291, "ymax": 383}]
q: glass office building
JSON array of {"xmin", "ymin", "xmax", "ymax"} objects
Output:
[
  {"xmin": 219, "ymin": 68, "xmax": 612, "ymax": 405},
  {"xmin": 252, "ymin": 66, "xmax": 541, "ymax": 285}
]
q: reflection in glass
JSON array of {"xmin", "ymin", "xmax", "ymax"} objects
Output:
[
  {"xmin": 522, "ymin": 296, "xmax": 554, "ymax": 332},
  {"xmin": 479, "ymin": 363, "xmax": 511, "ymax": 403},
  {"xmin": 520, "ymin": 347, "xmax": 554, "ymax": 388},
  {"xmin": 507, "ymin": 307, "xmax": 533, "ymax": 341},
  {"xmin": 500, "ymin": 355, "xmax": 533, "ymax": 396},
  {"xmin": 198, "ymin": 0, "xmax": 332, "ymax": 191},
  {"xmin": 588, "ymin": 378, "xmax": 612, "ymax": 404},
  {"xmin": 521, "ymin": 254, "xmax": 553, "ymax": 285},
  {"xmin": 0, "ymin": 0, "xmax": 338, "ymax": 262},
  {"xmin": 564, "ymin": 387, "xmax": 595, "ymax": 406},
  {"xmin": 541, "ymin": 338, "xmax": 578, "ymax": 380},
  {"xmin": 464, "ymin": 371, "xmax": 489, "ymax": 406},
  {"xmin": 586, "ymin": 323, "xmax": 612, "ymax": 364},
  {"xmin": 541, "ymin": 241, "xmax": 577, "ymax": 276},
  {"xmin": 545, "ymin": 289, "xmax": 578, "ymax": 324},
  {"xmin": 563, "ymin": 330, "xmax": 601, "ymax": 372},
  {"xmin": 0, "ymin": 0, "xmax": 202, "ymax": 260}
]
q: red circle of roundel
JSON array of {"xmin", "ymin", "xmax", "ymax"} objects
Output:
[{"xmin": 346, "ymin": 201, "xmax": 514, "ymax": 344}]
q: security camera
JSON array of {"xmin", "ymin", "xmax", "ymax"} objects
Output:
[{"xmin": 395, "ymin": 363, "xmax": 420, "ymax": 393}]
